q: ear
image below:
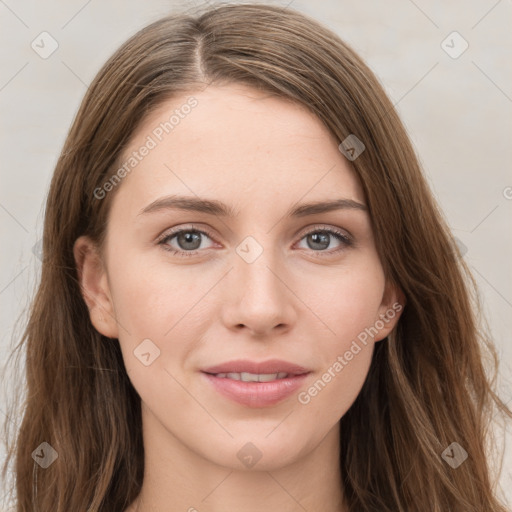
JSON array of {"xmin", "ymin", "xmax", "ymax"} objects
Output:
[
  {"xmin": 373, "ymin": 279, "xmax": 406, "ymax": 342},
  {"xmin": 73, "ymin": 235, "xmax": 119, "ymax": 339}
]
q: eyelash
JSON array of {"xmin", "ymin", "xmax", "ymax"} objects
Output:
[{"xmin": 157, "ymin": 224, "xmax": 353, "ymax": 259}]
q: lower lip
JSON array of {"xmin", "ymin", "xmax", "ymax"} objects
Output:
[{"xmin": 202, "ymin": 372, "xmax": 310, "ymax": 407}]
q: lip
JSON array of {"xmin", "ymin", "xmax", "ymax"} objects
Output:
[
  {"xmin": 201, "ymin": 359, "xmax": 311, "ymax": 376},
  {"xmin": 201, "ymin": 359, "xmax": 311, "ymax": 408},
  {"xmin": 202, "ymin": 372, "xmax": 310, "ymax": 407}
]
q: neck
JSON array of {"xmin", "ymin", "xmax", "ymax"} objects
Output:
[{"xmin": 127, "ymin": 408, "xmax": 347, "ymax": 512}]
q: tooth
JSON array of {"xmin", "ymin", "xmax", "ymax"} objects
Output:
[
  {"xmin": 258, "ymin": 373, "xmax": 279, "ymax": 382},
  {"xmin": 240, "ymin": 372, "xmax": 260, "ymax": 382},
  {"xmin": 220, "ymin": 372, "xmax": 290, "ymax": 382}
]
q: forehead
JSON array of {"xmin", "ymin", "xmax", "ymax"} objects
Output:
[{"xmin": 109, "ymin": 84, "xmax": 365, "ymax": 216}]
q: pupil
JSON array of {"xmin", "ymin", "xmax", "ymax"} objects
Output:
[
  {"xmin": 309, "ymin": 232, "xmax": 329, "ymax": 250},
  {"xmin": 179, "ymin": 231, "xmax": 201, "ymax": 250}
]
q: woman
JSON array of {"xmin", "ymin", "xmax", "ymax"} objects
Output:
[{"xmin": 2, "ymin": 3, "xmax": 511, "ymax": 511}]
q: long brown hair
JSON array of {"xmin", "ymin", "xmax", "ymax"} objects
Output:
[{"xmin": 2, "ymin": 3, "xmax": 511, "ymax": 511}]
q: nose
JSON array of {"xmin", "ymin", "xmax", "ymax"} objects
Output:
[{"xmin": 220, "ymin": 245, "xmax": 297, "ymax": 338}]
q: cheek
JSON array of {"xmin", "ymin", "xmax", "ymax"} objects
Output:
[
  {"xmin": 107, "ymin": 250, "xmax": 210, "ymax": 337},
  {"xmin": 297, "ymin": 341, "xmax": 374, "ymax": 432},
  {"xmin": 108, "ymin": 243, "xmax": 386, "ymax": 356},
  {"xmin": 109, "ymin": 256, "xmax": 207, "ymax": 397},
  {"xmin": 296, "ymin": 261, "xmax": 384, "ymax": 412},
  {"xmin": 304, "ymin": 260, "xmax": 386, "ymax": 343},
  {"xmin": 299, "ymin": 277, "xmax": 381, "ymax": 421}
]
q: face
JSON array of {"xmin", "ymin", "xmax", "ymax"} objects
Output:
[{"xmin": 75, "ymin": 83, "xmax": 403, "ymax": 471}]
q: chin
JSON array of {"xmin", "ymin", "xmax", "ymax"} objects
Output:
[{"xmin": 197, "ymin": 434, "xmax": 311, "ymax": 472}]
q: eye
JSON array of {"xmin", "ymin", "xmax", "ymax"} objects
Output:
[
  {"xmin": 158, "ymin": 226, "xmax": 216, "ymax": 258},
  {"xmin": 295, "ymin": 225, "xmax": 353, "ymax": 256},
  {"xmin": 157, "ymin": 224, "xmax": 353, "ymax": 258}
]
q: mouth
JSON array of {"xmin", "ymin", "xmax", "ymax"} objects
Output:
[
  {"xmin": 200, "ymin": 359, "xmax": 311, "ymax": 407},
  {"xmin": 201, "ymin": 358, "xmax": 310, "ymax": 376},
  {"xmin": 205, "ymin": 371, "xmax": 291, "ymax": 382}
]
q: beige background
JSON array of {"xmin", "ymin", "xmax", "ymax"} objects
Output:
[{"xmin": 1, "ymin": 0, "xmax": 511, "ymax": 509}]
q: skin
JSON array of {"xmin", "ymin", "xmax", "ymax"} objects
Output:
[{"xmin": 74, "ymin": 83, "xmax": 404, "ymax": 512}]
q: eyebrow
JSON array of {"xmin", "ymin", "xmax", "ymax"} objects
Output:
[{"xmin": 138, "ymin": 195, "xmax": 367, "ymax": 218}]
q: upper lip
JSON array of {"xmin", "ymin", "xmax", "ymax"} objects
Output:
[{"xmin": 201, "ymin": 359, "xmax": 311, "ymax": 376}]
